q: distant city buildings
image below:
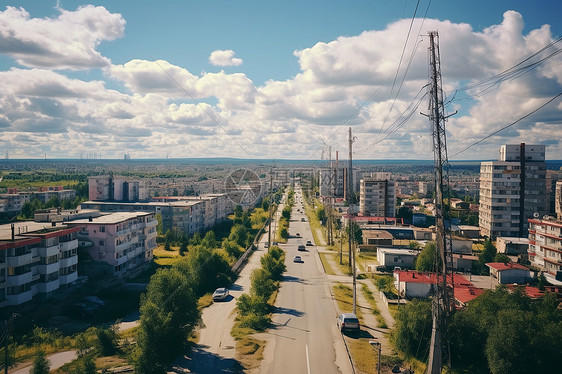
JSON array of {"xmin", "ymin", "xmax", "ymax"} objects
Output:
[
  {"xmin": 556, "ymin": 180, "xmax": 562, "ymax": 220},
  {"xmin": 479, "ymin": 144, "xmax": 547, "ymax": 238},
  {"xmin": 0, "ymin": 186, "xmax": 76, "ymax": 214},
  {"xmin": 359, "ymin": 172, "xmax": 396, "ymax": 217},
  {"xmin": 88, "ymin": 175, "xmax": 149, "ymax": 202}
]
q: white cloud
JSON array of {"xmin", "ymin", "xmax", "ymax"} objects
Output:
[
  {"xmin": 209, "ymin": 49, "xmax": 243, "ymax": 66},
  {"xmin": 0, "ymin": 5, "xmax": 125, "ymax": 69}
]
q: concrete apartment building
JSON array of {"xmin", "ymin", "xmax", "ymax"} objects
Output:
[
  {"xmin": 81, "ymin": 193, "xmax": 231, "ymax": 236},
  {"xmin": 479, "ymin": 144, "xmax": 547, "ymax": 238},
  {"xmin": 528, "ymin": 217, "xmax": 562, "ymax": 276},
  {"xmin": 556, "ymin": 180, "xmax": 562, "ymax": 220},
  {"xmin": 88, "ymin": 175, "xmax": 149, "ymax": 202},
  {"xmin": 0, "ymin": 222, "xmax": 81, "ymax": 308},
  {"xmin": 0, "ymin": 187, "xmax": 76, "ymax": 215},
  {"xmin": 359, "ymin": 172, "xmax": 396, "ymax": 217},
  {"xmin": 67, "ymin": 212, "xmax": 157, "ymax": 279}
]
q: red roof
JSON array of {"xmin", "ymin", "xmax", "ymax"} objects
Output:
[
  {"xmin": 507, "ymin": 285, "xmax": 545, "ymax": 299},
  {"xmin": 395, "ymin": 271, "xmax": 473, "ymax": 287},
  {"xmin": 486, "ymin": 262, "xmax": 528, "ymax": 271},
  {"xmin": 454, "ymin": 286, "xmax": 485, "ymax": 304}
]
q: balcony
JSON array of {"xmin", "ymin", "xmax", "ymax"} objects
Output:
[
  {"xmin": 59, "ymin": 256, "xmax": 78, "ymax": 268},
  {"xmin": 36, "ymin": 262, "xmax": 60, "ymax": 275},
  {"xmin": 36, "ymin": 244, "xmax": 60, "ymax": 258},
  {"xmin": 7, "ymin": 272, "xmax": 33, "ymax": 287},
  {"xmin": 60, "ymin": 239, "xmax": 78, "ymax": 252},
  {"xmin": 59, "ymin": 271, "xmax": 78, "ymax": 285},
  {"xmin": 6, "ymin": 289, "xmax": 33, "ymax": 306},
  {"xmin": 36, "ymin": 278, "xmax": 60, "ymax": 293},
  {"xmin": 7, "ymin": 252, "xmax": 33, "ymax": 267}
]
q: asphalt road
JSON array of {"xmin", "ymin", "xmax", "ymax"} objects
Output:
[
  {"xmin": 177, "ymin": 196, "xmax": 288, "ymax": 373},
  {"xmin": 259, "ymin": 187, "xmax": 352, "ymax": 374}
]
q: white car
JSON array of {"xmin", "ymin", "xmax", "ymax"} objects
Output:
[
  {"xmin": 212, "ymin": 288, "xmax": 229, "ymax": 301},
  {"xmin": 337, "ymin": 313, "xmax": 360, "ymax": 332},
  {"xmin": 293, "ymin": 256, "xmax": 303, "ymax": 263}
]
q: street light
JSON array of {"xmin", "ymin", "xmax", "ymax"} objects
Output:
[{"xmin": 369, "ymin": 340, "xmax": 381, "ymax": 374}]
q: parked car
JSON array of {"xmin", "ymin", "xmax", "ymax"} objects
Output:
[
  {"xmin": 301, "ymin": 218, "xmax": 306, "ymax": 222},
  {"xmin": 298, "ymin": 244, "xmax": 306, "ymax": 251},
  {"xmin": 295, "ymin": 233, "xmax": 301, "ymax": 237},
  {"xmin": 212, "ymin": 288, "xmax": 229, "ymax": 301},
  {"xmin": 306, "ymin": 240, "xmax": 313, "ymax": 246},
  {"xmin": 337, "ymin": 313, "xmax": 360, "ymax": 332},
  {"xmin": 293, "ymin": 256, "xmax": 303, "ymax": 263},
  {"xmin": 264, "ymin": 242, "xmax": 269, "ymax": 248}
]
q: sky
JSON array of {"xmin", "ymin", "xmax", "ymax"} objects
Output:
[{"xmin": 0, "ymin": 0, "xmax": 561, "ymax": 161}]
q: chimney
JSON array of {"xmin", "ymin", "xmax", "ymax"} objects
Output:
[
  {"xmin": 89, "ymin": 216, "xmax": 93, "ymax": 222},
  {"xmin": 11, "ymin": 223, "xmax": 14, "ymax": 241}
]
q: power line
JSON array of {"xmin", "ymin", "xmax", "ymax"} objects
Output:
[{"xmin": 450, "ymin": 90, "xmax": 562, "ymax": 157}]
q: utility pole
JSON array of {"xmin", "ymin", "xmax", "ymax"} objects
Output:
[
  {"xmin": 348, "ymin": 127, "xmax": 357, "ymax": 314},
  {"xmin": 426, "ymin": 30, "xmax": 455, "ymax": 374},
  {"xmin": 267, "ymin": 172, "xmax": 273, "ymax": 248}
]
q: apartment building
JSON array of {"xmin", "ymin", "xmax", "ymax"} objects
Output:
[
  {"xmin": 81, "ymin": 193, "xmax": 232, "ymax": 236},
  {"xmin": 479, "ymin": 144, "xmax": 547, "ymax": 238},
  {"xmin": 0, "ymin": 222, "xmax": 80, "ymax": 308},
  {"xmin": 67, "ymin": 212, "xmax": 157, "ymax": 279},
  {"xmin": 528, "ymin": 217, "xmax": 562, "ymax": 275},
  {"xmin": 556, "ymin": 180, "xmax": 562, "ymax": 220},
  {"xmin": 88, "ymin": 175, "xmax": 149, "ymax": 202},
  {"xmin": 359, "ymin": 172, "xmax": 396, "ymax": 217},
  {"xmin": 0, "ymin": 187, "xmax": 75, "ymax": 214}
]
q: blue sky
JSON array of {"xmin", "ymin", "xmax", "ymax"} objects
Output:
[{"xmin": 0, "ymin": 0, "xmax": 561, "ymax": 160}]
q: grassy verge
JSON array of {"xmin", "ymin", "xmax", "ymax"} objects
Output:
[
  {"xmin": 360, "ymin": 283, "xmax": 388, "ymax": 329},
  {"xmin": 153, "ymin": 245, "xmax": 182, "ymax": 267},
  {"xmin": 231, "ymin": 323, "xmax": 266, "ymax": 371},
  {"xmin": 318, "ymin": 252, "xmax": 336, "ymax": 275},
  {"xmin": 304, "ymin": 200, "xmax": 325, "ymax": 246},
  {"xmin": 197, "ymin": 293, "xmax": 214, "ymax": 310},
  {"xmin": 332, "ymin": 283, "xmax": 377, "ymax": 374}
]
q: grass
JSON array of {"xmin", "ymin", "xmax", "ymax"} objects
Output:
[
  {"xmin": 153, "ymin": 245, "xmax": 182, "ymax": 266},
  {"xmin": 231, "ymin": 322, "xmax": 266, "ymax": 370},
  {"xmin": 198, "ymin": 293, "xmax": 214, "ymax": 310},
  {"xmin": 361, "ymin": 283, "xmax": 388, "ymax": 329},
  {"xmin": 332, "ymin": 283, "xmax": 363, "ymax": 320},
  {"xmin": 304, "ymin": 200, "xmax": 325, "ymax": 246},
  {"xmin": 318, "ymin": 252, "xmax": 336, "ymax": 275}
]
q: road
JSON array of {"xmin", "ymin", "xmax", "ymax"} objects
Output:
[
  {"xmin": 10, "ymin": 351, "xmax": 77, "ymax": 374},
  {"xmin": 175, "ymin": 195, "xmax": 288, "ymax": 373},
  {"xmin": 258, "ymin": 186, "xmax": 352, "ymax": 374}
]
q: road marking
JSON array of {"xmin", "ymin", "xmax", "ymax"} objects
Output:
[{"xmin": 306, "ymin": 343, "xmax": 311, "ymax": 374}]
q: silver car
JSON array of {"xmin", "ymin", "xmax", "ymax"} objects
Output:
[{"xmin": 212, "ymin": 288, "xmax": 229, "ymax": 301}]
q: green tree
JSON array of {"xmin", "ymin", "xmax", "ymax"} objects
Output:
[
  {"xmin": 494, "ymin": 253, "xmax": 511, "ymax": 264},
  {"xmin": 95, "ymin": 326, "xmax": 118, "ymax": 356},
  {"xmin": 282, "ymin": 206, "xmax": 291, "ymax": 220},
  {"xmin": 390, "ymin": 299, "xmax": 432, "ymax": 359},
  {"xmin": 415, "ymin": 242, "xmax": 439, "ymax": 272},
  {"xmin": 346, "ymin": 221, "xmax": 363, "ymax": 245},
  {"xmin": 316, "ymin": 206, "xmax": 326, "ymax": 223},
  {"xmin": 201, "ymin": 230, "xmax": 217, "ymax": 249},
  {"xmin": 30, "ymin": 350, "xmax": 50, "ymax": 374},
  {"xmin": 179, "ymin": 240, "xmax": 188, "ymax": 256},
  {"xmin": 229, "ymin": 224, "xmax": 248, "ymax": 248},
  {"xmin": 396, "ymin": 206, "xmax": 413, "ymax": 223},
  {"xmin": 82, "ymin": 355, "xmax": 96, "ymax": 374},
  {"xmin": 222, "ymin": 240, "xmax": 242, "ymax": 259},
  {"xmin": 234, "ymin": 205, "xmax": 243, "ymax": 217},
  {"xmin": 133, "ymin": 268, "xmax": 200, "ymax": 373},
  {"xmin": 251, "ymin": 268, "xmax": 276, "ymax": 300},
  {"xmin": 260, "ymin": 247, "xmax": 286, "ymax": 281},
  {"xmin": 155, "ymin": 213, "xmax": 163, "ymax": 235},
  {"xmin": 479, "ymin": 239, "xmax": 497, "ymax": 274}
]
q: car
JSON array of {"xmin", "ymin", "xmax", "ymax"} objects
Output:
[
  {"xmin": 298, "ymin": 244, "xmax": 306, "ymax": 251},
  {"xmin": 212, "ymin": 288, "xmax": 229, "ymax": 301},
  {"xmin": 295, "ymin": 233, "xmax": 301, "ymax": 237},
  {"xmin": 301, "ymin": 218, "xmax": 306, "ymax": 222},
  {"xmin": 272, "ymin": 241, "xmax": 279, "ymax": 246},
  {"xmin": 337, "ymin": 313, "xmax": 360, "ymax": 332},
  {"xmin": 293, "ymin": 256, "xmax": 303, "ymax": 263},
  {"xmin": 264, "ymin": 242, "xmax": 269, "ymax": 248},
  {"xmin": 306, "ymin": 240, "xmax": 313, "ymax": 246}
]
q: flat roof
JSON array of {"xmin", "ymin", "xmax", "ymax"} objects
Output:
[
  {"xmin": 377, "ymin": 247, "xmax": 418, "ymax": 256},
  {"xmin": 486, "ymin": 262, "xmax": 529, "ymax": 271},
  {"xmin": 70, "ymin": 211, "xmax": 152, "ymax": 224},
  {"xmin": 0, "ymin": 221, "xmax": 72, "ymax": 240},
  {"xmin": 82, "ymin": 200, "xmax": 201, "ymax": 207}
]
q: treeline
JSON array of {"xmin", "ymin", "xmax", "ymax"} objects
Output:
[
  {"xmin": 235, "ymin": 246, "xmax": 286, "ymax": 330},
  {"xmin": 276, "ymin": 188, "xmax": 294, "ymax": 241},
  {"xmin": 391, "ymin": 287, "xmax": 562, "ymax": 374}
]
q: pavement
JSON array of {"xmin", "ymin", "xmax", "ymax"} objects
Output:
[{"xmin": 10, "ymin": 351, "xmax": 78, "ymax": 374}]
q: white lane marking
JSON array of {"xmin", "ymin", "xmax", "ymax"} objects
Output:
[{"xmin": 306, "ymin": 343, "xmax": 311, "ymax": 374}]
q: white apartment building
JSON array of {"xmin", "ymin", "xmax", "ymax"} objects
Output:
[
  {"xmin": 0, "ymin": 222, "xmax": 80, "ymax": 309},
  {"xmin": 556, "ymin": 180, "xmax": 562, "ymax": 220},
  {"xmin": 68, "ymin": 212, "xmax": 157, "ymax": 279},
  {"xmin": 528, "ymin": 217, "xmax": 562, "ymax": 275},
  {"xmin": 479, "ymin": 144, "xmax": 547, "ymax": 238},
  {"xmin": 359, "ymin": 172, "xmax": 396, "ymax": 217}
]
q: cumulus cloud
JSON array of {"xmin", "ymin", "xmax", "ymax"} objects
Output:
[
  {"xmin": 0, "ymin": 8, "xmax": 560, "ymax": 159},
  {"xmin": 0, "ymin": 5, "xmax": 125, "ymax": 69},
  {"xmin": 209, "ymin": 49, "xmax": 243, "ymax": 66}
]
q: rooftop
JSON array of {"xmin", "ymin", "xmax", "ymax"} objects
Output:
[
  {"xmin": 486, "ymin": 262, "xmax": 529, "ymax": 271},
  {"xmin": 454, "ymin": 286, "xmax": 485, "ymax": 304},
  {"xmin": 70, "ymin": 211, "xmax": 152, "ymax": 224}
]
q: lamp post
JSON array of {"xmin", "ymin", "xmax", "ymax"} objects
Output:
[{"xmin": 369, "ymin": 340, "xmax": 381, "ymax": 374}]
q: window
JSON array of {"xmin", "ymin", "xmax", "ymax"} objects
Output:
[
  {"xmin": 100, "ymin": 226, "xmax": 105, "ymax": 232},
  {"xmin": 99, "ymin": 240, "xmax": 105, "ymax": 246}
]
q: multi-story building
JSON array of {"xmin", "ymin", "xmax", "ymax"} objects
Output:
[
  {"xmin": 555, "ymin": 180, "xmax": 562, "ymax": 220},
  {"xmin": 528, "ymin": 217, "xmax": 562, "ymax": 276},
  {"xmin": 81, "ymin": 193, "xmax": 231, "ymax": 236},
  {"xmin": 0, "ymin": 222, "xmax": 80, "ymax": 308},
  {"xmin": 88, "ymin": 175, "xmax": 149, "ymax": 202},
  {"xmin": 359, "ymin": 172, "xmax": 396, "ymax": 217},
  {"xmin": 67, "ymin": 212, "xmax": 157, "ymax": 279},
  {"xmin": 479, "ymin": 144, "xmax": 547, "ymax": 238},
  {"xmin": 319, "ymin": 166, "xmax": 360, "ymax": 198}
]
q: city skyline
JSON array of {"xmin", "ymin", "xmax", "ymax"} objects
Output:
[{"xmin": 0, "ymin": 0, "xmax": 561, "ymax": 160}]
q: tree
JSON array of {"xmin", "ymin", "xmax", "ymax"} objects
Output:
[
  {"xmin": 260, "ymin": 247, "xmax": 286, "ymax": 281},
  {"xmin": 396, "ymin": 206, "xmax": 413, "ymax": 223},
  {"xmin": 229, "ymin": 224, "xmax": 249, "ymax": 248},
  {"xmin": 222, "ymin": 240, "xmax": 242, "ymax": 259},
  {"xmin": 95, "ymin": 326, "xmax": 118, "ymax": 356},
  {"xmin": 479, "ymin": 239, "xmax": 497, "ymax": 274},
  {"xmin": 189, "ymin": 232, "xmax": 202, "ymax": 246},
  {"xmin": 133, "ymin": 268, "xmax": 200, "ymax": 373},
  {"xmin": 251, "ymin": 268, "xmax": 276, "ymax": 300},
  {"xmin": 415, "ymin": 241, "xmax": 439, "ymax": 272},
  {"xmin": 179, "ymin": 240, "xmax": 188, "ymax": 256},
  {"xmin": 82, "ymin": 355, "xmax": 97, "ymax": 374},
  {"xmin": 201, "ymin": 230, "xmax": 217, "ymax": 249},
  {"xmin": 234, "ymin": 205, "xmax": 243, "ymax": 218},
  {"xmin": 390, "ymin": 299, "xmax": 432, "ymax": 359},
  {"xmin": 494, "ymin": 253, "xmax": 511, "ymax": 264},
  {"xmin": 316, "ymin": 206, "xmax": 326, "ymax": 223},
  {"xmin": 155, "ymin": 213, "xmax": 163, "ymax": 235},
  {"xmin": 346, "ymin": 221, "xmax": 363, "ymax": 244},
  {"xmin": 30, "ymin": 350, "xmax": 50, "ymax": 374}
]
